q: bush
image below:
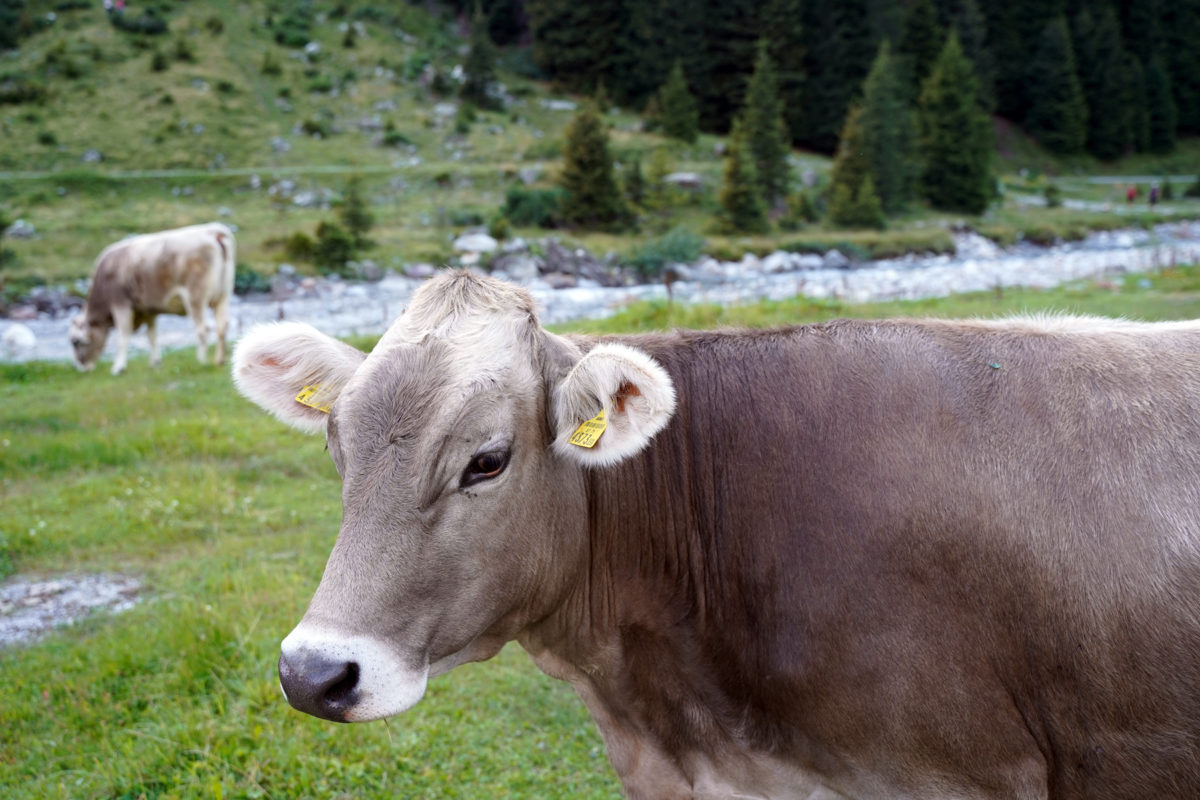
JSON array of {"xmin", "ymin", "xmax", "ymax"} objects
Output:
[
  {"xmin": 1185, "ymin": 175, "xmax": 1200, "ymax": 199},
  {"xmin": 271, "ymin": 4, "xmax": 314, "ymax": 48},
  {"xmin": 282, "ymin": 231, "xmax": 316, "ymax": 261},
  {"xmin": 260, "ymin": 52, "xmax": 282, "ymax": 76},
  {"xmin": 1044, "ymin": 183, "xmax": 1062, "ymax": 208},
  {"xmin": 626, "ymin": 226, "xmax": 706, "ymax": 278},
  {"xmin": 0, "ymin": 79, "xmax": 47, "ymax": 106},
  {"xmin": 150, "ymin": 49, "xmax": 169, "ymax": 72},
  {"xmin": 173, "ymin": 37, "xmax": 195, "ymax": 62},
  {"xmin": 110, "ymin": 10, "xmax": 169, "ymax": 35},
  {"xmin": 37, "ymin": 130, "xmax": 57, "ymax": 146},
  {"xmin": 233, "ymin": 266, "xmax": 271, "ymax": 296},
  {"xmin": 488, "ymin": 216, "xmax": 510, "ymax": 240},
  {"xmin": 313, "ymin": 221, "xmax": 355, "ymax": 276},
  {"xmin": 300, "ymin": 117, "xmax": 330, "ymax": 137},
  {"xmin": 204, "ymin": 15, "xmax": 224, "ymax": 35},
  {"xmin": 382, "ymin": 130, "xmax": 412, "ymax": 147},
  {"xmin": 502, "ymin": 186, "xmax": 562, "ymax": 228}
]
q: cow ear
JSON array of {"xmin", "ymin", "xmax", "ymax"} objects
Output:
[
  {"xmin": 233, "ymin": 322, "xmax": 366, "ymax": 434},
  {"xmin": 552, "ymin": 343, "xmax": 675, "ymax": 467}
]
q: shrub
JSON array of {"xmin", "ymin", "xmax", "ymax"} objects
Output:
[
  {"xmin": 488, "ymin": 216, "xmax": 510, "ymax": 240},
  {"xmin": 204, "ymin": 15, "xmax": 224, "ymax": 35},
  {"xmin": 502, "ymin": 186, "xmax": 562, "ymax": 228},
  {"xmin": 382, "ymin": 130, "xmax": 412, "ymax": 147},
  {"xmin": 172, "ymin": 37, "xmax": 195, "ymax": 62},
  {"xmin": 110, "ymin": 10, "xmax": 169, "ymax": 35},
  {"xmin": 0, "ymin": 79, "xmax": 47, "ymax": 106},
  {"xmin": 215, "ymin": 80, "xmax": 236, "ymax": 94},
  {"xmin": 261, "ymin": 52, "xmax": 282, "ymax": 76},
  {"xmin": 300, "ymin": 117, "xmax": 330, "ymax": 137},
  {"xmin": 1185, "ymin": 175, "xmax": 1200, "ymax": 199},
  {"xmin": 313, "ymin": 221, "xmax": 355, "ymax": 276},
  {"xmin": 283, "ymin": 231, "xmax": 315, "ymax": 261},
  {"xmin": 307, "ymin": 75, "xmax": 334, "ymax": 93},
  {"xmin": 37, "ymin": 129, "xmax": 57, "ymax": 146},
  {"xmin": 626, "ymin": 226, "xmax": 706, "ymax": 278},
  {"xmin": 1044, "ymin": 183, "xmax": 1062, "ymax": 208},
  {"xmin": 233, "ymin": 266, "xmax": 271, "ymax": 295},
  {"xmin": 150, "ymin": 49, "xmax": 168, "ymax": 72}
]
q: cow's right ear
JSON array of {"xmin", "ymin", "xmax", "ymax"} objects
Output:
[{"xmin": 233, "ymin": 322, "xmax": 366, "ymax": 434}]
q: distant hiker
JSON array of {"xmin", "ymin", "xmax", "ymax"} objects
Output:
[
  {"xmin": 103, "ymin": 0, "xmax": 113, "ymax": 11},
  {"xmin": 1150, "ymin": 183, "xmax": 1160, "ymax": 207},
  {"xmin": 1127, "ymin": 185, "xmax": 1138, "ymax": 204}
]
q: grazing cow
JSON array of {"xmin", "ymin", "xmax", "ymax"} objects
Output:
[
  {"xmin": 233, "ymin": 271, "xmax": 1200, "ymax": 800},
  {"xmin": 70, "ymin": 222, "xmax": 235, "ymax": 374}
]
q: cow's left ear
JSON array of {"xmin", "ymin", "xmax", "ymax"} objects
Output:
[
  {"xmin": 233, "ymin": 322, "xmax": 366, "ymax": 434},
  {"xmin": 552, "ymin": 343, "xmax": 675, "ymax": 467}
]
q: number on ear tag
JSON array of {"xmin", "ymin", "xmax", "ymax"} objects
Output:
[
  {"xmin": 568, "ymin": 409, "xmax": 607, "ymax": 448},
  {"xmin": 295, "ymin": 383, "xmax": 334, "ymax": 414}
]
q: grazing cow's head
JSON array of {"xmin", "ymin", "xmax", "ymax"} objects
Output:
[
  {"xmin": 233, "ymin": 272, "xmax": 675, "ymax": 722},
  {"xmin": 68, "ymin": 312, "xmax": 108, "ymax": 371}
]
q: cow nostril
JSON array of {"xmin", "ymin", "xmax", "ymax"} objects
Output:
[{"xmin": 324, "ymin": 661, "xmax": 359, "ymax": 706}]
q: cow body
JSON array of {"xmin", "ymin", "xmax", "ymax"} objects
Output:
[
  {"xmin": 234, "ymin": 272, "xmax": 1200, "ymax": 799},
  {"xmin": 70, "ymin": 222, "xmax": 235, "ymax": 374}
]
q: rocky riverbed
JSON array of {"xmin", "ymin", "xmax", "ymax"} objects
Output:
[{"xmin": 4, "ymin": 220, "xmax": 1200, "ymax": 365}]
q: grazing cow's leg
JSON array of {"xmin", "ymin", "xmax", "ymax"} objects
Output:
[
  {"xmin": 212, "ymin": 294, "xmax": 230, "ymax": 366},
  {"xmin": 146, "ymin": 314, "xmax": 161, "ymax": 367},
  {"xmin": 186, "ymin": 292, "xmax": 210, "ymax": 364},
  {"xmin": 111, "ymin": 305, "xmax": 133, "ymax": 375}
]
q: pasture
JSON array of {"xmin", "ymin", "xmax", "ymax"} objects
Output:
[{"xmin": 5, "ymin": 265, "xmax": 1200, "ymax": 799}]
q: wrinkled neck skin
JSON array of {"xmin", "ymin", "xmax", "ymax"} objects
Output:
[{"xmin": 517, "ymin": 332, "xmax": 835, "ymax": 800}]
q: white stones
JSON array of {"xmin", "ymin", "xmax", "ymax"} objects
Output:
[
  {"xmin": 452, "ymin": 232, "xmax": 499, "ymax": 254},
  {"xmin": 1, "ymin": 323, "xmax": 36, "ymax": 360}
]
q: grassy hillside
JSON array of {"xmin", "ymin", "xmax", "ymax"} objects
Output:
[
  {"xmin": 0, "ymin": 0, "xmax": 1198, "ymax": 300},
  {"xmin": 5, "ymin": 266, "xmax": 1200, "ymax": 798}
]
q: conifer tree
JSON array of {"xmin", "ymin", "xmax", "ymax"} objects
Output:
[
  {"xmin": 858, "ymin": 40, "xmax": 918, "ymax": 213},
  {"xmin": 900, "ymin": 0, "xmax": 945, "ymax": 95},
  {"xmin": 0, "ymin": 0, "xmax": 27, "ymax": 50},
  {"xmin": 339, "ymin": 179, "xmax": 374, "ymax": 249},
  {"xmin": 1025, "ymin": 16, "xmax": 1088, "ymax": 154},
  {"xmin": 828, "ymin": 105, "xmax": 883, "ymax": 228},
  {"xmin": 644, "ymin": 148, "xmax": 675, "ymax": 213},
  {"xmin": 558, "ymin": 103, "xmax": 630, "ymax": 229},
  {"xmin": 1145, "ymin": 57, "xmax": 1177, "ymax": 153},
  {"xmin": 461, "ymin": 5, "xmax": 499, "ymax": 110},
  {"xmin": 623, "ymin": 156, "xmax": 646, "ymax": 209},
  {"xmin": 717, "ymin": 121, "xmax": 768, "ymax": 234},
  {"xmin": 760, "ymin": 0, "xmax": 807, "ymax": 142},
  {"xmin": 738, "ymin": 41, "xmax": 792, "ymax": 206},
  {"xmin": 1161, "ymin": 0, "xmax": 1200, "ymax": 134},
  {"xmin": 1123, "ymin": 55, "xmax": 1151, "ymax": 153},
  {"xmin": 1080, "ymin": 8, "xmax": 1131, "ymax": 160},
  {"xmin": 951, "ymin": 0, "xmax": 994, "ymax": 110},
  {"xmin": 918, "ymin": 32, "xmax": 992, "ymax": 214},
  {"xmin": 659, "ymin": 60, "xmax": 700, "ymax": 144},
  {"xmin": 803, "ymin": 0, "xmax": 876, "ymax": 153}
]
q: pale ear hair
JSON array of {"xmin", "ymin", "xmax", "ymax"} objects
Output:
[
  {"xmin": 552, "ymin": 342, "xmax": 676, "ymax": 467},
  {"xmin": 232, "ymin": 322, "xmax": 366, "ymax": 434}
]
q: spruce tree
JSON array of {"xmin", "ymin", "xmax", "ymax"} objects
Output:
[
  {"xmin": 829, "ymin": 105, "xmax": 874, "ymax": 227},
  {"xmin": 717, "ymin": 121, "xmax": 768, "ymax": 234},
  {"xmin": 738, "ymin": 42, "xmax": 792, "ymax": 206},
  {"xmin": 659, "ymin": 60, "xmax": 700, "ymax": 144},
  {"xmin": 918, "ymin": 32, "xmax": 992, "ymax": 214},
  {"xmin": 1122, "ymin": 55, "xmax": 1150, "ymax": 153},
  {"xmin": 952, "ymin": 0, "xmax": 994, "ymax": 110},
  {"xmin": 859, "ymin": 40, "xmax": 918, "ymax": 213},
  {"xmin": 803, "ymin": 0, "xmax": 876, "ymax": 153},
  {"xmin": 461, "ymin": 5, "xmax": 499, "ymax": 110},
  {"xmin": 1161, "ymin": 0, "xmax": 1200, "ymax": 134},
  {"xmin": 644, "ymin": 148, "xmax": 675, "ymax": 213},
  {"xmin": 0, "ymin": 0, "xmax": 27, "ymax": 50},
  {"xmin": 1025, "ymin": 16, "xmax": 1088, "ymax": 154},
  {"xmin": 1145, "ymin": 57, "xmax": 1177, "ymax": 153},
  {"xmin": 760, "ymin": 0, "xmax": 807, "ymax": 142},
  {"xmin": 1080, "ymin": 8, "xmax": 1131, "ymax": 160},
  {"xmin": 558, "ymin": 103, "xmax": 630, "ymax": 229},
  {"xmin": 900, "ymin": 0, "xmax": 945, "ymax": 95},
  {"xmin": 339, "ymin": 179, "xmax": 374, "ymax": 249}
]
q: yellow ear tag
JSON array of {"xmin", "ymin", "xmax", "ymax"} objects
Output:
[
  {"xmin": 295, "ymin": 383, "xmax": 334, "ymax": 414},
  {"xmin": 568, "ymin": 409, "xmax": 607, "ymax": 448}
]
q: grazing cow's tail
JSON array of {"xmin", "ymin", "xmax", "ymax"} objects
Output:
[{"xmin": 214, "ymin": 226, "xmax": 236, "ymax": 298}]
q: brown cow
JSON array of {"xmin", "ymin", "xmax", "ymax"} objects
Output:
[
  {"xmin": 233, "ymin": 271, "xmax": 1200, "ymax": 799},
  {"xmin": 70, "ymin": 222, "xmax": 235, "ymax": 374}
]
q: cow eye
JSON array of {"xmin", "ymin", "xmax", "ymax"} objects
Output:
[{"xmin": 461, "ymin": 448, "xmax": 510, "ymax": 488}]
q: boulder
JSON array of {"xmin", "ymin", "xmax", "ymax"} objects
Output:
[
  {"xmin": 4, "ymin": 219, "xmax": 36, "ymax": 239},
  {"xmin": 453, "ymin": 232, "xmax": 499, "ymax": 253}
]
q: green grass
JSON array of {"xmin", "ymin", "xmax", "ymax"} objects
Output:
[{"xmin": 5, "ymin": 264, "xmax": 1200, "ymax": 798}]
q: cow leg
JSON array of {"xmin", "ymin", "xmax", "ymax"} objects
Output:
[
  {"xmin": 187, "ymin": 294, "xmax": 210, "ymax": 364},
  {"xmin": 111, "ymin": 305, "xmax": 133, "ymax": 375},
  {"xmin": 212, "ymin": 293, "xmax": 229, "ymax": 366},
  {"xmin": 146, "ymin": 314, "xmax": 161, "ymax": 367}
]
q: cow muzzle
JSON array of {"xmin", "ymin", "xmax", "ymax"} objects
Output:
[{"xmin": 278, "ymin": 628, "xmax": 429, "ymax": 722}]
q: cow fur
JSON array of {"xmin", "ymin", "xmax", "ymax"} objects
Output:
[
  {"xmin": 70, "ymin": 222, "xmax": 235, "ymax": 374},
  {"xmin": 235, "ymin": 272, "xmax": 1200, "ymax": 799}
]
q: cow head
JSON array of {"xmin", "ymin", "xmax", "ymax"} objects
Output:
[
  {"xmin": 68, "ymin": 312, "xmax": 108, "ymax": 371},
  {"xmin": 233, "ymin": 272, "xmax": 675, "ymax": 722}
]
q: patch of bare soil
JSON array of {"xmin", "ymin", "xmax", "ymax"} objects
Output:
[{"xmin": 0, "ymin": 573, "xmax": 142, "ymax": 647}]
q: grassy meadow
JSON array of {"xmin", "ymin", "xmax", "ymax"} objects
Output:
[{"xmin": 7, "ymin": 263, "xmax": 1200, "ymax": 798}]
